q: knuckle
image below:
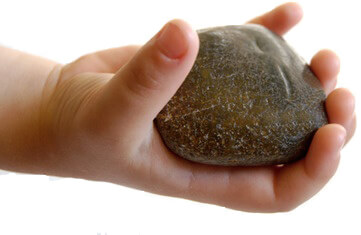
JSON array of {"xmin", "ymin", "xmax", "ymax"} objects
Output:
[
  {"xmin": 134, "ymin": 67, "xmax": 162, "ymax": 90},
  {"xmin": 272, "ymin": 184, "xmax": 300, "ymax": 212},
  {"xmin": 125, "ymin": 59, "xmax": 165, "ymax": 98},
  {"xmin": 70, "ymin": 53, "xmax": 94, "ymax": 68}
]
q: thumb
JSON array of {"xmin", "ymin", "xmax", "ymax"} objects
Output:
[{"xmin": 91, "ymin": 19, "xmax": 199, "ymax": 138}]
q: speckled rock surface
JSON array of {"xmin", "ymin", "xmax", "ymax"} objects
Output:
[{"xmin": 155, "ymin": 24, "xmax": 328, "ymax": 166}]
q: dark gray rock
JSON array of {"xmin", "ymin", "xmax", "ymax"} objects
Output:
[{"xmin": 155, "ymin": 24, "xmax": 328, "ymax": 166}]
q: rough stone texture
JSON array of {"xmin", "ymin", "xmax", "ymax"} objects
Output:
[{"xmin": 155, "ymin": 24, "xmax": 328, "ymax": 166}]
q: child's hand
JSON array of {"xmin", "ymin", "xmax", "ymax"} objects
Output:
[{"xmin": 1, "ymin": 2, "xmax": 356, "ymax": 212}]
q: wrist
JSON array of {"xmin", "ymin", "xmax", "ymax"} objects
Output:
[{"xmin": 0, "ymin": 46, "xmax": 60, "ymax": 174}]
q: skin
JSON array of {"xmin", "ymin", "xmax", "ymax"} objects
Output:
[{"xmin": 0, "ymin": 2, "xmax": 356, "ymax": 212}]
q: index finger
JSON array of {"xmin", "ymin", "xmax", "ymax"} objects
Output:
[{"xmin": 247, "ymin": 2, "xmax": 303, "ymax": 35}]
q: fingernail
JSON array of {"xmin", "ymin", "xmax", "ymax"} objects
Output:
[
  {"xmin": 338, "ymin": 128, "xmax": 347, "ymax": 151},
  {"xmin": 156, "ymin": 22, "xmax": 188, "ymax": 59}
]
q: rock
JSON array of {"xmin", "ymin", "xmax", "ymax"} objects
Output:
[{"xmin": 155, "ymin": 24, "xmax": 328, "ymax": 166}]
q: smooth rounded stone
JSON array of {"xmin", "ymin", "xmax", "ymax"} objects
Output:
[{"xmin": 155, "ymin": 24, "xmax": 328, "ymax": 166}]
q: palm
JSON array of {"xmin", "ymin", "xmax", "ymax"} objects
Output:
[{"xmin": 56, "ymin": 3, "xmax": 355, "ymax": 212}]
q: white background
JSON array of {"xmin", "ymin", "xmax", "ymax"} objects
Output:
[{"xmin": 0, "ymin": 0, "xmax": 360, "ymax": 234}]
